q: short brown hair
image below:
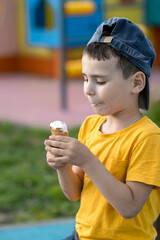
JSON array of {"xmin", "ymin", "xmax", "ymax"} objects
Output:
[{"xmin": 83, "ymin": 42, "xmax": 141, "ymax": 79}]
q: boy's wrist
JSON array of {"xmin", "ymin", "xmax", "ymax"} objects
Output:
[
  {"xmin": 81, "ymin": 154, "xmax": 97, "ymax": 173},
  {"xmin": 56, "ymin": 163, "xmax": 72, "ymax": 174}
]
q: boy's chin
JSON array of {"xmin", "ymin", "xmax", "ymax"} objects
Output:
[{"xmin": 94, "ymin": 110, "xmax": 108, "ymax": 116}]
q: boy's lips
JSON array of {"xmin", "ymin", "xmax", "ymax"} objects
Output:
[{"xmin": 91, "ymin": 103, "xmax": 102, "ymax": 107}]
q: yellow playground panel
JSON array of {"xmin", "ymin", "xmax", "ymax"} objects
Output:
[
  {"xmin": 104, "ymin": 0, "xmax": 145, "ymax": 24},
  {"xmin": 64, "ymin": 1, "xmax": 96, "ymax": 16},
  {"xmin": 66, "ymin": 59, "xmax": 82, "ymax": 78}
]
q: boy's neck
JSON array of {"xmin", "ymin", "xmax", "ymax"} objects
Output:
[{"xmin": 100, "ymin": 111, "xmax": 142, "ymax": 134}]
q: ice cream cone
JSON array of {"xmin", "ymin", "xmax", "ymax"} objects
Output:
[
  {"xmin": 50, "ymin": 121, "xmax": 69, "ymax": 136},
  {"xmin": 50, "ymin": 127, "xmax": 69, "ymax": 136}
]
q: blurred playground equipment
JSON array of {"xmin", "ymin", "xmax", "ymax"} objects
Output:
[
  {"xmin": 0, "ymin": 0, "xmax": 160, "ymax": 80},
  {"xmin": 0, "ymin": 0, "xmax": 103, "ymax": 79}
]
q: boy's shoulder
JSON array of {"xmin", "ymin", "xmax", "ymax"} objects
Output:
[
  {"xmin": 79, "ymin": 115, "xmax": 105, "ymax": 139},
  {"xmin": 126, "ymin": 117, "xmax": 160, "ymax": 148},
  {"xmin": 138, "ymin": 116, "xmax": 160, "ymax": 135},
  {"xmin": 80, "ymin": 115, "xmax": 160, "ymax": 137},
  {"xmin": 82, "ymin": 115, "xmax": 105, "ymax": 130},
  {"xmin": 79, "ymin": 115, "xmax": 160, "ymax": 146}
]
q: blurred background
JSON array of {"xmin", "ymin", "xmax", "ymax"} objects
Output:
[
  {"xmin": 0, "ymin": 0, "xmax": 160, "ymax": 128},
  {"xmin": 0, "ymin": 0, "xmax": 160, "ymax": 127},
  {"xmin": 0, "ymin": 0, "xmax": 160, "ymax": 239}
]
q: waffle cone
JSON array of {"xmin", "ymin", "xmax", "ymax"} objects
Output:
[{"xmin": 50, "ymin": 127, "xmax": 69, "ymax": 136}]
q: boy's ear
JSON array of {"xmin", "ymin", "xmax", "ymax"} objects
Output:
[{"xmin": 131, "ymin": 71, "xmax": 146, "ymax": 94}]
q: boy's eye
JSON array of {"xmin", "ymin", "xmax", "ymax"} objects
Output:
[{"xmin": 96, "ymin": 81, "xmax": 106, "ymax": 85}]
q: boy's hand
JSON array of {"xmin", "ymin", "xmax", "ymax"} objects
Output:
[
  {"xmin": 45, "ymin": 150, "xmax": 70, "ymax": 170},
  {"xmin": 44, "ymin": 135, "xmax": 94, "ymax": 169}
]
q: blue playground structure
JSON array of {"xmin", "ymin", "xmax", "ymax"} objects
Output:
[{"xmin": 26, "ymin": 0, "xmax": 103, "ymax": 48}]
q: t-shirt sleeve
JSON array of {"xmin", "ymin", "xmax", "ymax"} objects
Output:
[{"xmin": 126, "ymin": 134, "xmax": 160, "ymax": 188}]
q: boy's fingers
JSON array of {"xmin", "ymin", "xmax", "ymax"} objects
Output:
[
  {"xmin": 48, "ymin": 156, "xmax": 67, "ymax": 164},
  {"xmin": 45, "ymin": 146, "xmax": 67, "ymax": 156},
  {"xmin": 45, "ymin": 140, "xmax": 68, "ymax": 149},
  {"xmin": 49, "ymin": 135, "xmax": 70, "ymax": 142},
  {"xmin": 47, "ymin": 159, "xmax": 66, "ymax": 168}
]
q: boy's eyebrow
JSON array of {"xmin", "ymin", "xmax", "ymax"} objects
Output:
[{"xmin": 82, "ymin": 73, "xmax": 109, "ymax": 78}]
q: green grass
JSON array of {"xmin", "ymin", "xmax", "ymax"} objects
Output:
[
  {"xmin": 145, "ymin": 101, "xmax": 160, "ymax": 126},
  {"xmin": 0, "ymin": 123, "xmax": 80, "ymax": 224},
  {"xmin": 0, "ymin": 100, "xmax": 159, "ymax": 224}
]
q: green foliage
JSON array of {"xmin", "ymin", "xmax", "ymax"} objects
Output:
[
  {"xmin": 0, "ymin": 123, "xmax": 80, "ymax": 224},
  {"xmin": 145, "ymin": 101, "xmax": 160, "ymax": 126}
]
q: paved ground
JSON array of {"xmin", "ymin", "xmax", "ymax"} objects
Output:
[
  {"xmin": 0, "ymin": 69, "xmax": 159, "ymax": 130},
  {"xmin": 0, "ymin": 73, "xmax": 93, "ymax": 129}
]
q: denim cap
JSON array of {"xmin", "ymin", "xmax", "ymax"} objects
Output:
[{"xmin": 87, "ymin": 17, "xmax": 156, "ymax": 110}]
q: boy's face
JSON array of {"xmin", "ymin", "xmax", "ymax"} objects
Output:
[{"xmin": 82, "ymin": 54, "xmax": 134, "ymax": 116}]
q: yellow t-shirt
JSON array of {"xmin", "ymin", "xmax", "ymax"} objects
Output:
[{"xmin": 75, "ymin": 115, "xmax": 160, "ymax": 240}]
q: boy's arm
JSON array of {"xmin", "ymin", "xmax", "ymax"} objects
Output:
[
  {"xmin": 45, "ymin": 148, "xmax": 84, "ymax": 201},
  {"xmin": 45, "ymin": 135, "xmax": 153, "ymax": 219},
  {"xmin": 57, "ymin": 165, "xmax": 84, "ymax": 201},
  {"xmin": 83, "ymin": 156, "xmax": 153, "ymax": 219}
]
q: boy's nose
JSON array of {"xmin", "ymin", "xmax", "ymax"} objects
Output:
[{"xmin": 84, "ymin": 81, "xmax": 95, "ymax": 96}]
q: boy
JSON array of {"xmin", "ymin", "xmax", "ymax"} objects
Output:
[{"xmin": 44, "ymin": 17, "xmax": 160, "ymax": 240}]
